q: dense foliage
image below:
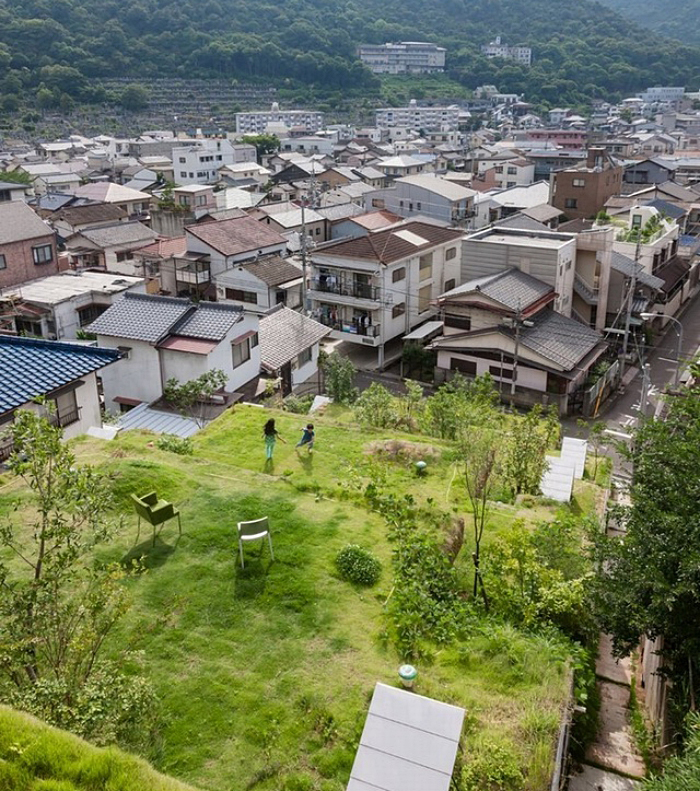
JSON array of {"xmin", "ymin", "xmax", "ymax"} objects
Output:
[
  {"xmin": 334, "ymin": 544, "xmax": 382, "ymax": 586},
  {"xmin": 0, "ymin": 0, "xmax": 699, "ymax": 113},
  {"xmin": 598, "ymin": 0, "xmax": 700, "ymax": 47},
  {"xmin": 642, "ymin": 714, "xmax": 700, "ymax": 790}
]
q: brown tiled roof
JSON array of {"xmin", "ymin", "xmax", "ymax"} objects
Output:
[
  {"xmin": 316, "ymin": 221, "xmax": 462, "ymax": 264},
  {"xmin": 52, "ymin": 203, "xmax": 127, "ymax": 225},
  {"xmin": 186, "ymin": 215, "xmax": 286, "ymax": 256},
  {"xmin": 352, "ymin": 210, "xmax": 404, "ymax": 230},
  {"xmin": 135, "ymin": 236, "xmax": 188, "ymax": 258},
  {"xmin": 239, "ymin": 254, "xmax": 301, "ymax": 287}
]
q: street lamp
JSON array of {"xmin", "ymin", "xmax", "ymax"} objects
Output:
[{"xmin": 640, "ymin": 312, "xmax": 684, "ymax": 389}]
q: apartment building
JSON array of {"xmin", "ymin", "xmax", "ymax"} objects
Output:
[
  {"xmin": 481, "ymin": 37, "xmax": 532, "ymax": 67},
  {"xmin": 375, "ymin": 99, "xmax": 460, "ymax": 131},
  {"xmin": 235, "ymin": 103, "xmax": 325, "ymax": 135},
  {"xmin": 357, "ymin": 41, "xmax": 446, "ymax": 74},
  {"xmin": 173, "ymin": 139, "xmax": 256, "ymax": 185},
  {"xmin": 551, "ymin": 148, "xmax": 623, "ymax": 220}
]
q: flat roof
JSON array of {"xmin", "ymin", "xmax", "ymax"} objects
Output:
[
  {"xmin": 477, "ymin": 233, "xmax": 573, "ymax": 250},
  {"xmin": 0, "ymin": 272, "xmax": 143, "ymax": 305}
]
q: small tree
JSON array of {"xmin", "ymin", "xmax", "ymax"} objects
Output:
[
  {"xmin": 0, "ymin": 410, "xmax": 157, "ymax": 748},
  {"xmin": 241, "ymin": 133, "xmax": 280, "ymax": 159},
  {"xmin": 322, "ymin": 353, "xmax": 358, "ymax": 404},
  {"xmin": 578, "ymin": 419, "xmax": 607, "ymax": 480},
  {"xmin": 354, "ymin": 382, "xmax": 397, "ymax": 428},
  {"xmin": 162, "ymin": 369, "xmax": 228, "ymax": 427},
  {"xmin": 502, "ymin": 405, "xmax": 552, "ymax": 495}
]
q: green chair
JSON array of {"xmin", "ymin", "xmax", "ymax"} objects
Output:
[
  {"xmin": 131, "ymin": 491, "xmax": 182, "ymax": 546},
  {"xmin": 237, "ymin": 517, "xmax": 274, "ymax": 568}
]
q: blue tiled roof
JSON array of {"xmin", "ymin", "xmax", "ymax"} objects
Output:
[{"xmin": 0, "ymin": 336, "xmax": 121, "ymax": 415}]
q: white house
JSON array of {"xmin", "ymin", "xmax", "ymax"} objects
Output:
[
  {"xmin": 0, "ymin": 335, "xmax": 121, "ymax": 459},
  {"xmin": 364, "ymin": 175, "xmax": 476, "ymax": 225},
  {"xmin": 64, "ymin": 221, "xmax": 158, "ymax": 274},
  {"xmin": 214, "ymin": 254, "xmax": 303, "ymax": 312},
  {"xmin": 173, "ymin": 139, "xmax": 256, "ymax": 185},
  {"xmin": 309, "ymin": 220, "xmax": 464, "ymax": 367},
  {"xmin": 88, "ymin": 293, "xmax": 260, "ymax": 410}
]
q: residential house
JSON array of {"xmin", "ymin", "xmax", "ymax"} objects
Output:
[
  {"xmin": 258, "ymin": 305, "xmax": 330, "ymax": 393},
  {"xmin": 431, "ymin": 269, "xmax": 606, "ymax": 414},
  {"xmin": 0, "ymin": 201, "xmax": 58, "ymax": 289},
  {"xmin": 71, "ymin": 182, "xmax": 151, "ymax": 221},
  {"xmin": 623, "ymin": 158, "xmax": 678, "ymax": 187},
  {"xmin": 364, "ymin": 174, "xmax": 475, "ymax": 225},
  {"xmin": 88, "ymin": 293, "xmax": 260, "ymax": 410},
  {"xmin": 249, "ymin": 204, "xmax": 328, "ymax": 245},
  {"xmin": 34, "ymin": 172, "xmax": 82, "ymax": 196},
  {"xmin": 0, "ymin": 335, "xmax": 121, "ymax": 459},
  {"xmin": 488, "ymin": 181, "xmax": 552, "ymax": 222},
  {"xmin": 214, "ymin": 254, "xmax": 303, "ymax": 311},
  {"xmin": 323, "ymin": 208, "xmax": 404, "ymax": 240},
  {"xmin": 48, "ymin": 203, "xmax": 128, "ymax": 240},
  {"xmin": 0, "ymin": 180, "xmax": 29, "ymax": 202},
  {"xmin": 131, "ymin": 236, "xmax": 210, "ymax": 298},
  {"xmin": 525, "ymin": 150, "xmax": 587, "ymax": 182},
  {"xmin": 0, "ymin": 271, "xmax": 144, "ymax": 339},
  {"xmin": 173, "ymin": 139, "xmax": 256, "ymax": 185},
  {"xmin": 489, "ymin": 158, "xmax": 535, "ymax": 190},
  {"xmin": 376, "ymin": 155, "xmax": 428, "ymax": 180},
  {"xmin": 551, "ymin": 148, "xmax": 623, "ymax": 220},
  {"xmin": 64, "ymin": 221, "xmax": 158, "ymax": 274},
  {"xmin": 309, "ymin": 220, "xmax": 463, "ymax": 367}
]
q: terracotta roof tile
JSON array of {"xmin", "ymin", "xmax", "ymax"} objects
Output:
[{"xmin": 186, "ymin": 215, "xmax": 286, "ymax": 257}]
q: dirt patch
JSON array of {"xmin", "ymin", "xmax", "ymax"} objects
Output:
[{"xmin": 364, "ymin": 439, "xmax": 442, "ymax": 462}]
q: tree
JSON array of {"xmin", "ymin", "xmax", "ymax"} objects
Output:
[
  {"xmin": 354, "ymin": 382, "xmax": 397, "ymax": 428},
  {"xmin": 577, "ymin": 419, "xmax": 607, "ymax": 480},
  {"xmin": 162, "ymin": 369, "xmax": 228, "ymax": 427},
  {"xmin": 502, "ymin": 405, "xmax": 556, "ymax": 495},
  {"xmin": 0, "ymin": 410, "xmax": 157, "ymax": 748},
  {"xmin": 321, "ymin": 353, "xmax": 357, "ymax": 404},
  {"xmin": 120, "ymin": 84, "xmax": 149, "ymax": 111},
  {"xmin": 241, "ymin": 133, "xmax": 280, "ymax": 159},
  {"xmin": 591, "ymin": 392, "xmax": 700, "ymax": 722}
]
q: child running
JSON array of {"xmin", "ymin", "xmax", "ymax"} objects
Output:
[
  {"xmin": 262, "ymin": 418, "xmax": 285, "ymax": 460},
  {"xmin": 295, "ymin": 423, "xmax": 315, "ymax": 453}
]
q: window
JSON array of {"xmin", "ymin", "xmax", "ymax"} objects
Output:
[
  {"xmin": 444, "ymin": 278, "xmax": 456, "ymax": 292},
  {"xmin": 180, "ymin": 171, "xmax": 187, "ymax": 178},
  {"xmin": 564, "ymin": 198, "xmax": 578, "ymax": 209},
  {"xmin": 418, "ymin": 284, "xmax": 432, "ymax": 313},
  {"xmin": 392, "ymin": 302, "xmax": 406, "ymax": 318},
  {"xmin": 0, "ymin": 254, "xmax": 5, "ymax": 270},
  {"xmin": 116, "ymin": 251, "xmax": 134, "ymax": 263},
  {"xmin": 419, "ymin": 252, "xmax": 433, "ymax": 281},
  {"xmin": 417, "ymin": 202, "xmax": 422, "ymax": 210},
  {"xmin": 197, "ymin": 195, "xmax": 207, "ymax": 206},
  {"xmin": 179, "ymin": 195, "xmax": 189, "ymax": 206},
  {"xmin": 489, "ymin": 365, "xmax": 513, "ymax": 379},
  {"xmin": 392, "ymin": 267, "xmax": 406, "ymax": 283},
  {"xmin": 32, "ymin": 244, "xmax": 53, "ymax": 265},
  {"xmin": 179, "ymin": 157, "xmax": 186, "ymax": 163},
  {"xmin": 251, "ymin": 332, "xmax": 259, "ymax": 348},
  {"xmin": 371, "ymin": 198, "xmax": 385, "ymax": 209},
  {"xmin": 445, "ymin": 247, "xmax": 457, "ymax": 260},
  {"xmin": 507, "ymin": 166, "xmax": 517, "ymax": 175},
  {"xmin": 225, "ymin": 288, "xmax": 257, "ymax": 304},
  {"xmin": 507, "ymin": 181, "xmax": 516, "ymax": 188},
  {"xmin": 297, "ymin": 347, "xmax": 312, "ymax": 367},
  {"xmin": 631, "ymin": 214, "xmax": 642, "ymax": 228},
  {"xmin": 565, "ymin": 259, "xmax": 572, "ymax": 270},
  {"xmin": 572, "ymin": 178, "xmax": 586, "ymax": 188},
  {"xmin": 399, "ymin": 200, "xmax": 404, "ymax": 208},
  {"xmin": 445, "ymin": 315, "xmax": 471, "ymax": 331},
  {"xmin": 451, "ymin": 357, "xmax": 477, "ymax": 375},
  {"xmin": 232, "ymin": 337, "xmax": 251, "ymax": 368},
  {"xmin": 216, "ymin": 155, "xmax": 222, "ymax": 161},
  {"xmin": 16, "ymin": 318, "xmax": 42, "ymax": 337},
  {"xmin": 77, "ymin": 303, "xmax": 108, "ymax": 327},
  {"xmin": 54, "ymin": 389, "xmax": 79, "ymax": 428}
]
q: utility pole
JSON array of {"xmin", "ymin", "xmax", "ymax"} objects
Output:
[
  {"xmin": 511, "ymin": 302, "xmax": 522, "ymax": 401},
  {"xmin": 619, "ymin": 237, "xmax": 641, "ymax": 387},
  {"xmin": 300, "ymin": 201, "xmax": 308, "ymax": 315}
]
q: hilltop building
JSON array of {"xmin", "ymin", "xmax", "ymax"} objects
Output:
[
  {"xmin": 481, "ymin": 37, "xmax": 532, "ymax": 67},
  {"xmin": 235, "ymin": 103, "xmax": 325, "ymax": 136},
  {"xmin": 357, "ymin": 41, "xmax": 446, "ymax": 74}
]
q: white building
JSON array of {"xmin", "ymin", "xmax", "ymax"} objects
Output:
[
  {"xmin": 481, "ymin": 37, "xmax": 532, "ymax": 67},
  {"xmin": 365, "ymin": 175, "xmax": 476, "ymax": 225},
  {"xmin": 309, "ymin": 220, "xmax": 463, "ymax": 367},
  {"xmin": 638, "ymin": 87, "xmax": 685, "ymax": 106},
  {"xmin": 375, "ymin": 99, "xmax": 460, "ymax": 131},
  {"xmin": 173, "ymin": 139, "xmax": 256, "ymax": 185},
  {"xmin": 357, "ymin": 42, "xmax": 446, "ymax": 74},
  {"xmin": 235, "ymin": 103, "xmax": 325, "ymax": 136}
]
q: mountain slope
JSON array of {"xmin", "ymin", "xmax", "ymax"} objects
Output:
[
  {"xmin": 596, "ymin": 0, "xmax": 700, "ymax": 46},
  {"xmin": 0, "ymin": 0, "xmax": 699, "ymax": 109}
]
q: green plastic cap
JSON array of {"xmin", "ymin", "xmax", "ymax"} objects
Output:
[{"xmin": 399, "ymin": 664, "xmax": 417, "ymax": 680}]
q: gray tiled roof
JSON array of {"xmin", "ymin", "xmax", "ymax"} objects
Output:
[
  {"xmin": 493, "ymin": 213, "xmax": 550, "ymax": 233},
  {"xmin": 172, "ymin": 302, "xmax": 242, "ymax": 340},
  {"xmin": 520, "ymin": 310, "xmax": 603, "ymax": 369},
  {"xmin": 0, "ymin": 201, "xmax": 54, "ymax": 244},
  {"xmin": 610, "ymin": 251, "xmax": 664, "ymax": 290},
  {"xmin": 259, "ymin": 306, "xmax": 330, "ymax": 371},
  {"xmin": 239, "ymin": 255, "xmax": 302, "ymax": 287},
  {"xmin": 442, "ymin": 268, "xmax": 552, "ymax": 310},
  {"xmin": 88, "ymin": 293, "xmax": 193, "ymax": 342},
  {"xmin": 77, "ymin": 221, "xmax": 157, "ymax": 247},
  {"xmin": 0, "ymin": 336, "xmax": 120, "ymax": 415}
]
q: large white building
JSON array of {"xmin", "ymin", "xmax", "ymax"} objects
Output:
[
  {"xmin": 173, "ymin": 139, "xmax": 256, "ymax": 185},
  {"xmin": 481, "ymin": 37, "xmax": 532, "ymax": 67},
  {"xmin": 638, "ymin": 87, "xmax": 685, "ymax": 106},
  {"xmin": 235, "ymin": 103, "xmax": 325, "ymax": 136},
  {"xmin": 357, "ymin": 41, "xmax": 446, "ymax": 74},
  {"xmin": 375, "ymin": 99, "xmax": 460, "ymax": 131}
]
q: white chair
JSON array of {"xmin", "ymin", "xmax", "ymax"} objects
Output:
[{"xmin": 237, "ymin": 517, "xmax": 274, "ymax": 568}]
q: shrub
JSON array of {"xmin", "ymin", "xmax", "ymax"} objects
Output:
[
  {"xmin": 156, "ymin": 434, "xmax": 193, "ymax": 455},
  {"xmin": 461, "ymin": 740, "xmax": 524, "ymax": 791},
  {"xmin": 334, "ymin": 545, "xmax": 381, "ymax": 586},
  {"xmin": 284, "ymin": 394, "xmax": 315, "ymax": 414}
]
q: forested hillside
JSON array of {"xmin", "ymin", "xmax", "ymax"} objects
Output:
[
  {"xmin": 596, "ymin": 0, "xmax": 700, "ymax": 47},
  {"xmin": 0, "ymin": 0, "xmax": 699, "ymax": 111}
]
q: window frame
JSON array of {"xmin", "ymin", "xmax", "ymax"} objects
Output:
[
  {"xmin": 0, "ymin": 253, "xmax": 6, "ymax": 270},
  {"xmin": 297, "ymin": 346, "xmax": 312, "ymax": 367},
  {"xmin": 392, "ymin": 266, "xmax": 406, "ymax": 283},
  {"xmin": 392, "ymin": 302, "xmax": 406, "ymax": 318},
  {"xmin": 32, "ymin": 243, "xmax": 53, "ymax": 266},
  {"xmin": 232, "ymin": 337, "xmax": 252, "ymax": 368}
]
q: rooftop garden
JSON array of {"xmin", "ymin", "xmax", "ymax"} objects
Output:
[{"xmin": 0, "ymin": 377, "xmax": 608, "ymax": 791}]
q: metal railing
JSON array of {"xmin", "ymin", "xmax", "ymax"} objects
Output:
[
  {"xmin": 318, "ymin": 315, "xmax": 381, "ymax": 337},
  {"xmin": 573, "ymin": 272, "xmax": 599, "ymax": 304},
  {"xmin": 176, "ymin": 262, "xmax": 211, "ymax": 285},
  {"xmin": 311, "ymin": 278, "xmax": 380, "ymax": 301}
]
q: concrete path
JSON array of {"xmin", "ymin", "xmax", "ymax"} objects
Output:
[{"xmin": 569, "ymin": 764, "xmax": 640, "ymax": 791}]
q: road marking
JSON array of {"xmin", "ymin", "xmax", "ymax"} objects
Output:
[{"xmin": 604, "ymin": 429, "xmax": 633, "ymax": 440}]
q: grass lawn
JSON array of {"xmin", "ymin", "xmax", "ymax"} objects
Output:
[{"xmin": 0, "ymin": 404, "xmax": 603, "ymax": 791}]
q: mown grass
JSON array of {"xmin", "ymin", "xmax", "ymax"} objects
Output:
[{"xmin": 0, "ymin": 404, "xmax": 602, "ymax": 791}]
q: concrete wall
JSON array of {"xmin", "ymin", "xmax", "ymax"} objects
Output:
[{"xmin": 97, "ymin": 337, "xmax": 162, "ymax": 408}]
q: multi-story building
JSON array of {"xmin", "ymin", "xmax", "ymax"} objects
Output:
[
  {"xmin": 357, "ymin": 41, "xmax": 446, "ymax": 74},
  {"xmin": 308, "ymin": 220, "xmax": 463, "ymax": 367},
  {"xmin": 364, "ymin": 175, "xmax": 475, "ymax": 226},
  {"xmin": 235, "ymin": 103, "xmax": 325, "ymax": 136},
  {"xmin": 173, "ymin": 139, "xmax": 256, "ymax": 185},
  {"xmin": 481, "ymin": 37, "xmax": 532, "ymax": 67},
  {"xmin": 551, "ymin": 148, "xmax": 624, "ymax": 221},
  {"xmin": 375, "ymin": 100, "xmax": 460, "ymax": 131},
  {"xmin": 0, "ymin": 202, "xmax": 58, "ymax": 290},
  {"xmin": 638, "ymin": 87, "xmax": 685, "ymax": 106}
]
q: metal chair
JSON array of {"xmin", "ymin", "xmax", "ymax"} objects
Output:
[{"xmin": 237, "ymin": 517, "xmax": 274, "ymax": 568}]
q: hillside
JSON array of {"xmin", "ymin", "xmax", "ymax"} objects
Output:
[
  {"xmin": 0, "ymin": 705, "xmax": 203, "ymax": 791},
  {"xmin": 0, "ymin": 0, "xmax": 699, "ymax": 114},
  {"xmin": 596, "ymin": 0, "xmax": 700, "ymax": 47}
]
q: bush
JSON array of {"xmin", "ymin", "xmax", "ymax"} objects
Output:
[
  {"xmin": 284, "ymin": 394, "xmax": 315, "ymax": 414},
  {"xmin": 334, "ymin": 545, "xmax": 381, "ymax": 586},
  {"xmin": 461, "ymin": 740, "xmax": 524, "ymax": 791},
  {"xmin": 156, "ymin": 435, "xmax": 193, "ymax": 455}
]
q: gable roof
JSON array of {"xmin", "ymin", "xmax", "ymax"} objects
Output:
[
  {"xmin": 186, "ymin": 216, "xmax": 286, "ymax": 257},
  {"xmin": 519, "ymin": 310, "xmax": 602, "ymax": 369},
  {"xmin": 0, "ymin": 336, "xmax": 120, "ymax": 415},
  {"xmin": 0, "ymin": 202, "xmax": 54, "ymax": 244},
  {"xmin": 259, "ymin": 305, "xmax": 330, "ymax": 371},
  {"xmin": 610, "ymin": 251, "xmax": 664, "ymax": 290},
  {"xmin": 74, "ymin": 221, "xmax": 157, "ymax": 248},
  {"xmin": 171, "ymin": 301, "xmax": 243, "ymax": 340},
  {"xmin": 440, "ymin": 268, "xmax": 553, "ymax": 312},
  {"xmin": 238, "ymin": 255, "xmax": 302, "ymax": 287},
  {"xmin": 72, "ymin": 182, "xmax": 151, "ymax": 203},
  {"xmin": 396, "ymin": 175, "xmax": 476, "ymax": 201},
  {"xmin": 315, "ymin": 221, "xmax": 462, "ymax": 265},
  {"xmin": 51, "ymin": 203, "xmax": 127, "ymax": 225}
]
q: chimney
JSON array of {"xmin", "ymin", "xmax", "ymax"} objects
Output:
[{"xmin": 587, "ymin": 147, "xmax": 606, "ymax": 170}]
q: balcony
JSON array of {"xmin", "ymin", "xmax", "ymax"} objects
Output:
[
  {"xmin": 176, "ymin": 261, "xmax": 211, "ymax": 285},
  {"xmin": 311, "ymin": 278, "xmax": 380, "ymax": 301},
  {"xmin": 318, "ymin": 315, "xmax": 381, "ymax": 338},
  {"xmin": 573, "ymin": 272, "xmax": 599, "ymax": 305}
]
